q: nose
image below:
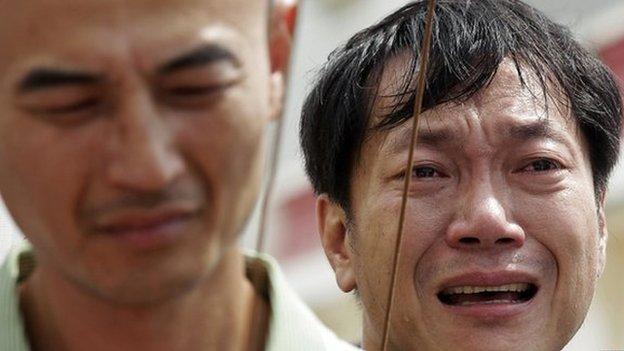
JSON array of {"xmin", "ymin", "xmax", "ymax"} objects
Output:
[
  {"xmin": 445, "ymin": 182, "xmax": 525, "ymax": 250},
  {"xmin": 105, "ymin": 91, "xmax": 185, "ymax": 192}
]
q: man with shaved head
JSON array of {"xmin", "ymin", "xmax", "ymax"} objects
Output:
[
  {"xmin": 0, "ymin": 0, "xmax": 356, "ymax": 350},
  {"xmin": 301, "ymin": 0, "xmax": 622, "ymax": 350}
]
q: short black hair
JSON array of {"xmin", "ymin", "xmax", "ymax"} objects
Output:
[{"xmin": 300, "ymin": 0, "xmax": 623, "ymax": 211}]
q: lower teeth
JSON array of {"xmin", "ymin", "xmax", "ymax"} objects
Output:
[{"xmin": 460, "ymin": 299, "xmax": 520, "ymax": 306}]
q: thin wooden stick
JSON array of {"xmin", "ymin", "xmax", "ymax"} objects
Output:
[
  {"xmin": 255, "ymin": 2, "xmax": 299, "ymax": 254},
  {"xmin": 255, "ymin": 103, "xmax": 286, "ymax": 253},
  {"xmin": 247, "ymin": 4, "xmax": 300, "ymax": 350},
  {"xmin": 380, "ymin": 1, "xmax": 437, "ymax": 350}
]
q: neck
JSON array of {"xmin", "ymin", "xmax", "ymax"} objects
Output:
[
  {"xmin": 362, "ymin": 314, "xmax": 394, "ymax": 351},
  {"xmin": 19, "ymin": 248, "xmax": 268, "ymax": 351}
]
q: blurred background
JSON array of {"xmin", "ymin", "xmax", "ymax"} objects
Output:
[{"xmin": 2, "ymin": 0, "xmax": 623, "ymax": 349}]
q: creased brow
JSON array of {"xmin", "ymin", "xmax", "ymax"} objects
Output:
[
  {"xmin": 386, "ymin": 126, "xmax": 454, "ymax": 155},
  {"xmin": 507, "ymin": 119, "xmax": 569, "ymax": 145}
]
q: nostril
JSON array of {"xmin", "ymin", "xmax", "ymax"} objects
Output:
[
  {"xmin": 459, "ymin": 237, "xmax": 480, "ymax": 245},
  {"xmin": 496, "ymin": 237, "xmax": 515, "ymax": 245}
]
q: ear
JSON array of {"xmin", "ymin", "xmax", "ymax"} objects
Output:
[
  {"xmin": 267, "ymin": 0, "xmax": 297, "ymax": 121},
  {"xmin": 597, "ymin": 191, "xmax": 609, "ymax": 278},
  {"xmin": 269, "ymin": 0, "xmax": 298, "ymax": 73},
  {"xmin": 267, "ymin": 72, "xmax": 284, "ymax": 122},
  {"xmin": 317, "ymin": 194, "xmax": 357, "ymax": 293}
]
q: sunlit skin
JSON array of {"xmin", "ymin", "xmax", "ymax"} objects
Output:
[
  {"xmin": 318, "ymin": 56, "xmax": 608, "ymax": 351},
  {"xmin": 0, "ymin": 0, "xmax": 289, "ymax": 350}
]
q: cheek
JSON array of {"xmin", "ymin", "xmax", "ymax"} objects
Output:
[
  {"xmin": 353, "ymin": 195, "xmax": 397, "ymax": 265},
  {"xmin": 352, "ymin": 191, "xmax": 448, "ymax": 306},
  {"xmin": 406, "ymin": 198, "xmax": 455, "ymax": 295},
  {"xmin": 178, "ymin": 88, "xmax": 268, "ymax": 231},
  {"xmin": 517, "ymin": 187, "xmax": 600, "ymax": 272},
  {"xmin": 513, "ymin": 185, "xmax": 601, "ymax": 327},
  {"xmin": 350, "ymin": 194, "xmax": 400, "ymax": 312},
  {"xmin": 0, "ymin": 121, "xmax": 95, "ymax": 248}
]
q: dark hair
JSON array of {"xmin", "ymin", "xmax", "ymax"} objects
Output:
[{"xmin": 300, "ymin": 0, "xmax": 622, "ymax": 211}]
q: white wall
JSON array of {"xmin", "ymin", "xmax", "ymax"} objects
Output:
[{"xmin": 0, "ymin": 196, "xmax": 20, "ymax": 257}]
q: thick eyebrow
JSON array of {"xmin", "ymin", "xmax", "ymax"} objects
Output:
[
  {"xmin": 157, "ymin": 44, "xmax": 240, "ymax": 75},
  {"xmin": 507, "ymin": 119, "xmax": 569, "ymax": 145},
  {"xmin": 385, "ymin": 119, "xmax": 569, "ymax": 156},
  {"xmin": 386, "ymin": 126, "xmax": 454, "ymax": 155},
  {"xmin": 17, "ymin": 69, "xmax": 101, "ymax": 93}
]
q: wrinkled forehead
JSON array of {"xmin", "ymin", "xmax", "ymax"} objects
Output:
[
  {"xmin": 0, "ymin": 0, "xmax": 268, "ymax": 78},
  {"xmin": 372, "ymin": 53, "xmax": 575, "ymax": 131},
  {"xmin": 364, "ymin": 55, "xmax": 585, "ymax": 158}
]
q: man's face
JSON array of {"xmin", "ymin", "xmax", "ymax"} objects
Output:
[
  {"xmin": 320, "ymin": 58, "xmax": 608, "ymax": 350},
  {"xmin": 0, "ymin": 0, "xmax": 281, "ymax": 304}
]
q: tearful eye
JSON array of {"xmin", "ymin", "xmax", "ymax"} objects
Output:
[
  {"xmin": 412, "ymin": 166, "xmax": 442, "ymax": 178},
  {"xmin": 521, "ymin": 159, "xmax": 561, "ymax": 172}
]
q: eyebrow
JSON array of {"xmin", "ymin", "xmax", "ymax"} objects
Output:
[
  {"xmin": 17, "ymin": 69, "xmax": 101, "ymax": 93},
  {"xmin": 386, "ymin": 127, "xmax": 454, "ymax": 155},
  {"xmin": 157, "ymin": 44, "xmax": 240, "ymax": 75},
  {"xmin": 385, "ymin": 118, "xmax": 569, "ymax": 155},
  {"xmin": 506, "ymin": 119, "xmax": 569, "ymax": 145}
]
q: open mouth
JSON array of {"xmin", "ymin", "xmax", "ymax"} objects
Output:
[{"xmin": 437, "ymin": 283, "xmax": 538, "ymax": 306}]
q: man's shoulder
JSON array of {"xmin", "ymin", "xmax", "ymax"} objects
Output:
[
  {"xmin": 0, "ymin": 242, "xmax": 32, "ymax": 351},
  {"xmin": 245, "ymin": 252, "xmax": 360, "ymax": 351}
]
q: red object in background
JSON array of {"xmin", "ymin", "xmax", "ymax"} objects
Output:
[
  {"xmin": 600, "ymin": 38, "xmax": 624, "ymax": 82},
  {"xmin": 599, "ymin": 36, "xmax": 624, "ymax": 135},
  {"xmin": 276, "ymin": 188, "xmax": 319, "ymax": 260}
]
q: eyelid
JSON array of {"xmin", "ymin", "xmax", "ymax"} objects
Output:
[
  {"xmin": 515, "ymin": 157, "xmax": 565, "ymax": 173},
  {"xmin": 19, "ymin": 97, "xmax": 101, "ymax": 117},
  {"xmin": 159, "ymin": 62, "xmax": 243, "ymax": 88},
  {"xmin": 393, "ymin": 161, "xmax": 449, "ymax": 180},
  {"xmin": 414, "ymin": 164, "xmax": 449, "ymax": 176},
  {"xmin": 164, "ymin": 79, "xmax": 239, "ymax": 96},
  {"xmin": 40, "ymin": 97, "xmax": 100, "ymax": 114},
  {"xmin": 20, "ymin": 98, "xmax": 103, "ymax": 127},
  {"xmin": 17, "ymin": 82, "xmax": 99, "ymax": 105}
]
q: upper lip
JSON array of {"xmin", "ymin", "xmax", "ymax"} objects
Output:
[
  {"xmin": 436, "ymin": 270, "xmax": 540, "ymax": 293},
  {"xmin": 91, "ymin": 202, "xmax": 200, "ymax": 233}
]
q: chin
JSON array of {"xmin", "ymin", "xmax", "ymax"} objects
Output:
[
  {"xmin": 90, "ymin": 269, "xmax": 206, "ymax": 307},
  {"xmin": 433, "ymin": 328, "xmax": 559, "ymax": 351},
  {"xmin": 74, "ymin": 252, "xmax": 211, "ymax": 306}
]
